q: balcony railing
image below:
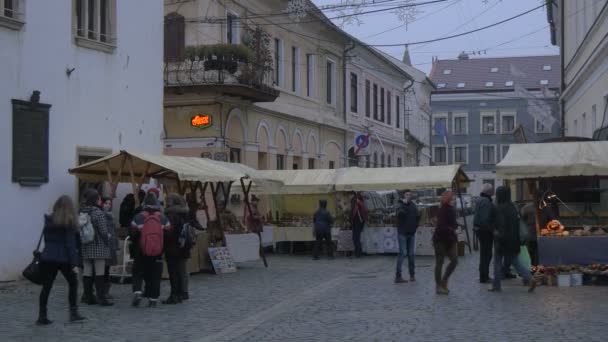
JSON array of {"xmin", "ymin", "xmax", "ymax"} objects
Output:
[{"xmin": 164, "ymin": 58, "xmax": 279, "ymax": 102}]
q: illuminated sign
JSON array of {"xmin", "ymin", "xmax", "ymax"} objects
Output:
[{"xmin": 191, "ymin": 114, "xmax": 212, "ymax": 129}]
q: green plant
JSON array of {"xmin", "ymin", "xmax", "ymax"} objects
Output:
[
  {"xmin": 185, "ymin": 44, "xmax": 253, "ymax": 62},
  {"xmin": 238, "ymin": 25, "xmax": 274, "ymax": 85}
]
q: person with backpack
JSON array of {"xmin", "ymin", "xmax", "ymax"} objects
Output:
[
  {"xmin": 36, "ymin": 195, "xmax": 85, "ymax": 325},
  {"xmin": 351, "ymin": 192, "xmax": 368, "ymax": 258},
  {"xmin": 163, "ymin": 193, "xmax": 194, "ymax": 304},
  {"xmin": 130, "ymin": 192, "xmax": 171, "ymax": 307},
  {"xmin": 80, "ymin": 189, "xmax": 113, "ymax": 306}
]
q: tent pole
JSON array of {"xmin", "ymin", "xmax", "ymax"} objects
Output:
[
  {"xmin": 199, "ymin": 182, "xmax": 211, "ymax": 223},
  {"xmin": 126, "ymin": 156, "xmax": 139, "ymax": 207},
  {"xmin": 104, "ymin": 160, "xmax": 115, "ymax": 198},
  {"xmin": 224, "ymin": 181, "xmax": 233, "ymax": 209},
  {"xmin": 455, "ymin": 180, "xmax": 472, "ymax": 253},
  {"xmin": 241, "ymin": 177, "xmax": 267, "ymax": 268},
  {"xmin": 136, "ymin": 162, "xmax": 151, "ymax": 195}
]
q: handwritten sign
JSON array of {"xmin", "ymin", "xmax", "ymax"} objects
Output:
[
  {"xmin": 208, "ymin": 247, "xmax": 237, "ymax": 274},
  {"xmin": 191, "ymin": 114, "xmax": 212, "ymax": 129}
]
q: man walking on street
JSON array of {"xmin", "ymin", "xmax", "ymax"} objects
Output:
[
  {"xmin": 474, "ymin": 183, "xmax": 496, "ymax": 284},
  {"xmin": 351, "ymin": 192, "xmax": 368, "ymax": 258},
  {"xmin": 395, "ymin": 190, "xmax": 419, "ymax": 283}
]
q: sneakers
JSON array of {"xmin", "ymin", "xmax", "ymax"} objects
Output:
[
  {"xmin": 436, "ymin": 287, "xmax": 449, "ymax": 295},
  {"xmin": 162, "ymin": 295, "xmax": 182, "ymax": 305},
  {"xmin": 131, "ymin": 292, "xmax": 142, "ymax": 307},
  {"xmin": 394, "ymin": 274, "xmax": 408, "ymax": 284}
]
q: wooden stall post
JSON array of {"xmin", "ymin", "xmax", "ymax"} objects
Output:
[
  {"xmin": 126, "ymin": 156, "xmax": 139, "ymax": 207},
  {"xmin": 198, "ymin": 182, "xmax": 211, "ymax": 223},
  {"xmin": 111, "ymin": 155, "xmax": 128, "ymax": 200},
  {"xmin": 241, "ymin": 177, "xmax": 268, "ymax": 268},
  {"xmin": 455, "ymin": 180, "xmax": 472, "ymax": 253}
]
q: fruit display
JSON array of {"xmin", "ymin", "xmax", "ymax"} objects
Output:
[{"xmin": 581, "ymin": 264, "xmax": 608, "ymax": 275}]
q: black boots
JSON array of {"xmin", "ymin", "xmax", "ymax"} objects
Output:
[
  {"xmin": 162, "ymin": 294, "xmax": 182, "ymax": 305},
  {"xmin": 81, "ymin": 276, "xmax": 97, "ymax": 305},
  {"xmin": 70, "ymin": 307, "xmax": 86, "ymax": 322},
  {"xmin": 394, "ymin": 273, "xmax": 408, "ymax": 284},
  {"xmin": 94, "ymin": 276, "xmax": 114, "ymax": 306},
  {"xmin": 36, "ymin": 306, "xmax": 52, "ymax": 325}
]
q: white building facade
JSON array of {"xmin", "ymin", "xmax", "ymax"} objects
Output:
[
  {"xmin": 548, "ymin": 0, "xmax": 608, "ymax": 138},
  {"xmin": 0, "ymin": 0, "xmax": 164, "ymax": 281}
]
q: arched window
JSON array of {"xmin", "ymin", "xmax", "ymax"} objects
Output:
[
  {"xmin": 164, "ymin": 12, "xmax": 185, "ymax": 62},
  {"xmin": 388, "ymin": 155, "xmax": 392, "ymax": 167},
  {"xmin": 381, "ymin": 153, "xmax": 385, "ymax": 168},
  {"xmin": 373, "ymin": 152, "xmax": 378, "ymax": 168}
]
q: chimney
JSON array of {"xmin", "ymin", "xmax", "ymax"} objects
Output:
[{"xmin": 402, "ymin": 45, "xmax": 412, "ymax": 66}]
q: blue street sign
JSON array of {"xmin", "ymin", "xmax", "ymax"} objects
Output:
[{"xmin": 355, "ymin": 134, "xmax": 370, "ymax": 149}]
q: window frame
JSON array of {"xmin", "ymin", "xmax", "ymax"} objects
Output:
[
  {"xmin": 274, "ymin": 38, "xmax": 284, "ymax": 87},
  {"xmin": 433, "ymin": 145, "xmax": 447, "ymax": 165},
  {"xmin": 481, "ymin": 144, "xmax": 498, "ymax": 165},
  {"xmin": 373, "ymin": 83, "xmax": 378, "ymax": 120},
  {"xmin": 350, "ymin": 72, "xmax": 358, "ymax": 113},
  {"xmin": 0, "ymin": 0, "xmax": 24, "ymax": 30},
  {"xmin": 226, "ymin": 10, "xmax": 240, "ymax": 44},
  {"xmin": 432, "ymin": 113, "xmax": 448, "ymax": 136},
  {"xmin": 500, "ymin": 110, "xmax": 517, "ymax": 134},
  {"xmin": 452, "ymin": 112, "xmax": 468, "ymax": 135},
  {"xmin": 452, "ymin": 144, "xmax": 468, "ymax": 165},
  {"xmin": 276, "ymin": 154, "xmax": 285, "ymax": 170},
  {"xmin": 306, "ymin": 53, "xmax": 315, "ymax": 97},
  {"xmin": 365, "ymin": 80, "xmax": 371, "ymax": 117},
  {"xmin": 73, "ymin": 0, "xmax": 117, "ymax": 53},
  {"xmin": 396, "ymin": 94, "xmax": 400, "ymax": 128},
  {"xmin": 326, "ymin": 58, "xmax": 336, "ymax": 106},
  {"xmin": 380, "ymin": 87, "xmax": 385, "ymax": 122},
  {"xmin": 291, "ymin": 46, "xmax": 300, "ymax": 93},
  {"xmin": 480, "ymin": 111, "xmax": 497, "ymax": 134},
  {"xmin": 500, "ymin": 144, "xmax": 510, "ymax": 162},
  {"xmin": 387, "ymin": 91, "xmax": 392, "ymax": 125}
]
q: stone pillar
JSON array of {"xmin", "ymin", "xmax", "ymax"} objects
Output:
[{"xmin": 244, "ymin": 142, "xmax": 260, "ymax": 169}]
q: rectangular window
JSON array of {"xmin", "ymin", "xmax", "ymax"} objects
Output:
[
  {"xmin": 387, "ymin": 91, "xmax": 392, "ymax": 125},
  {"xmin": 535, "ymin": 119, "xmax": 551, "ymax": 133},
  {"xmin": 291, "ymin": 46, "xmax": 300, "ymax": 93},
  {"xmin": 453, "ymin": 114, "xmax": 468, "ymax": 135},
  {"xmin": 396, "ymin": 95, "xmax": 400, "ymax": 128},
  {"xmin": 365, "ymin": 155, "xmax": 371, "ymax": 168},
  {"xmin": 373, "ymin": 84, "xmax": 378, "ymax": 120},
  {"xmin": 453, "ymin": 145, "xmax": 468, "ymax": 164},
  {"xmin": 432, "ymin": 115, "xmax": 448, "ymax": 135},
  {"xmin": 501, "ymin": 112, "xmax": 516, "ymax": 133},
  {"xmin": 75, "ymin": 0, "xmax": 116, "ymax": 50},
  {"xmin": 12, "ymin": 98, "xmax": 51, "ymax": 186},
  {"xmin": 77, "ymin": 147, "xmax": 112, "ymax": 201},
  {"xmin": 227, "ymin": 13, "xmax": 239, "ymax": 44},
  {"xmin": 501, "ymin": 145, "xmax": 510, "ymax": 161},
  {"xmin": 3, "ymin": 0, "xmax": 15, "ymax": 18},
  {"xmin": 592, "ymin": 104, "xmax": 597, "ymax": 133},
  {"xmin": 329, "ymin": 161, "xmax": 335, "ymax": 169},
  {"xmin": 365, "ymin": 80, "xmax": 371, "ymax": 117},
  {"xmin": 306, "ymin": 54, "xmax": 315, "ymax": 97},
  {"xmin": 397, "ymin": 157, "xmax": 402, "ymax": 167},
  {"xmin": 380, "ymin": 88, "xmax": 385, "ymax": 122},
  {"xmin": 276, "ymin": 154, "xmax": 285, "ymax": 170},
  {"xmin": 274, "ymin": 38, "xmax": 283, "ymax": 87},
  {"xmin": 481, "ymin": 113, "xmax": 496, "ymax": 134},
  {"xmin": 350, "ymin": 73, "xmax": 358, "ymax": 113},
  {"xmin": 326, "ymin": 59, "xmax": 336, "ymax": 105},
  {"xmin": 481, "ymin": 145, "xmax": 496, "ymax": 164},
  {"xmin": 433, "ymin": 146, "xmax": 447, "ymax": 165},
  {"xmin": 308, "ymin": 158, "xmax": 315, "ymax": 170},
  {"xmin": 230, "ymin": 148, "xmax": 241, "ymax": 163}
]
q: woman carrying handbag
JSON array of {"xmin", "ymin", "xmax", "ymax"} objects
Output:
[{"xmin": 35, "ymin": 195, "xmax": 85, "ymax": 325}]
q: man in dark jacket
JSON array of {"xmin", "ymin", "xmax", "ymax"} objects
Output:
[
  {"xmin": 489, "ymin": 186, "xmax": 536, "ymax": 293},
  {"xmin": 351, "ymin": 192, "xmax": 368, "ymax": 258},
  {"xmin": 313, "ymin": 200, "xmax": 335, "ymax": 260},
  {"xmin": 395, "ymin": 190, "xmax": 419, "ymax": 283},
  {"xmin": 474, "ymin": 183, "xmax": 496, "ymax": 284}
]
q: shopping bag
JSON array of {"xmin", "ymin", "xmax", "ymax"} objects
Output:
[
  {"xmin": 518, "ymin": 245, "xmax": 532, "ymax": 271},
  {"xmin": 22, "ymin": 232, "xmax": 44, "ymax": 285}
]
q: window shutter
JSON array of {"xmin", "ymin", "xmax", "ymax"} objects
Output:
[
  {"xmin": 164, "ymin": 13, "xmax": 185, "ymax": 62},
  {"xmin": 12, "ymin": 99, "xmax": 51, "ymax": 186}
]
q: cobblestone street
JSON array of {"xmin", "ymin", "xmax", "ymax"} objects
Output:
[{"xmin": 1, "ymin": 251, "xmax": 607, "ymax": 342}]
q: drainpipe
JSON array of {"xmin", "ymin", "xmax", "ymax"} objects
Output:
[
  {"xmin": 343, "ymin": 40, "xmax": 356, "ymax": 167},
  {"xmin": 559, "ymin": 0, "xmax": 566, "ymax": 137}
]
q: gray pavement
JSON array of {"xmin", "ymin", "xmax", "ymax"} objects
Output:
[{"xmin": 1, "ymin": 251, "xmax": 607, "ymax": 342}]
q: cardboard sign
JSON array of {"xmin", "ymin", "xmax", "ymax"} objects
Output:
[{"xmin": 208, "ymin": 247, "xmax": 237, "ymax": 274}]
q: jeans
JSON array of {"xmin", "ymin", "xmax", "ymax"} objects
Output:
[
  {"xmin": 133, "ymin": 256, "xmax": 163, "ymax": 300},
  {"xmin": 313, "ymin": 230, "xmax": 334, "ymax": 258},
  {"xmin": 39, "ymin": 262, "xmax": 78, "ymax": 309},
  {"xmin": 396, "ymin": 234, "xmax": 416, "ymax": 277},
  {"xmin": 477, "ymin": 230, "xmax": 493, "ymax": 281},
  {"xmin": 352, "ymin": 223, "xmax": 364, "ymax": 257},
  {"xmin": 492, "ymin": 249, "xmax": 532, "ymax": 290},
  {"xmin": 434, "ymin": 242, "xmax": 458, "ymax": 286},
  {"xmin": 166, "ymin": 257, "xmax": 189, "ymax": 297}
]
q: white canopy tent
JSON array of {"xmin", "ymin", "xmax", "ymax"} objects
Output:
[{"xmin": 496, "ymin": 141, "xmax": 608, "ymax": 180}]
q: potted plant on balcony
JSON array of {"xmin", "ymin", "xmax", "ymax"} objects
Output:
[
  {"xmin": 185, "ymin": 44, "xmax": 253, "ymax": 74},
  {"xmin": 239, "ymin": 25, "xmax": 274, "ymax": 88}
]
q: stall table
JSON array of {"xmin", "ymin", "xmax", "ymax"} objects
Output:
[{"xmin": 538, "ymin": 236, "xmax": 608, "ymax": 266}]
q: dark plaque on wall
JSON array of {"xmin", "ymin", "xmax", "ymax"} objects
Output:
[{"xmin": 12, "ymin": 98, "xmax": 51, "ymax": 186}]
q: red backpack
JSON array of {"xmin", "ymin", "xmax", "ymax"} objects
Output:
[{"xmin": 140, "ymin": 212, "xmax": 164, "ymax": 257}]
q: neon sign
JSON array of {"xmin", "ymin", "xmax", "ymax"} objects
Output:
[{"xmin": 191, "ymin": 114, "xmax": 212, "ymax": 129}]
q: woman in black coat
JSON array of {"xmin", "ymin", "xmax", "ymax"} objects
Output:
[
  {"xmin": 163, "ymin": 193, "xmax": 192, "ymax": 304},
  {"xmin": 490, "ymin": 186, "xmax": 537, "ymax": 293},
  {"xmin": 37, "ymin": 195, "xmax": 85, "ymax": 325}
]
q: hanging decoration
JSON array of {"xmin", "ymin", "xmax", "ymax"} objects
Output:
[
  {"xmin": 285, "ymin": 0, "xmax": 310, "ymax": 22},
  {"xmin": 392, "ymin": 0, "xmax": 423, "ymax": 31}
]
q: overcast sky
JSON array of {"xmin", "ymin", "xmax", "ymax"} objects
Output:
[{"xmin": 311, "ymin": 0, "xmax": 559, "ymax": 74}]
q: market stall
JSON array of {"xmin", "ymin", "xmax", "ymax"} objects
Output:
[
  {"xmin": 497, "ymin": 141, "xmax": 608, "ymax": 268},
  {"xmin": 69, "ymin": 150, "xmax": 282, "ymax": 274},
  {"xmin": 255, "ymin": 165, "xmax": 471, "ymax": 255}
]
